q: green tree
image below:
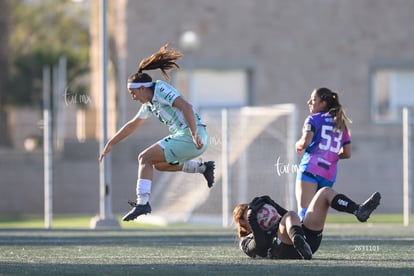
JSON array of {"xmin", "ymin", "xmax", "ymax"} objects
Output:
[
  {"xmin": 9, "ymin": 0, "xmax": 90, "ymax": 107},
  {"xmin": 0, "ymin": 0, "xmax": 90, "ymax": 147}
]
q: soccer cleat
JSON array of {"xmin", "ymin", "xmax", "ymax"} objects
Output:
[
  {"xmin": 202, "ymin": 161, "xmax": 215, "ymax": 188},
  {"xmin": 355, "ymin": 192, "xmax": 381, "ymax": 222},
  {"xmin": 122, "ymin": 201, "xmax": 151, "ymax": 221},
  {"xmin": 293, "ymin": 235, "xmax": 312, "ymax": 260}
]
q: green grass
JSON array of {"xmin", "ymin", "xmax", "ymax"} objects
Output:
[
  {"xmin": 0, "ymin": 215, "xmax": 92, "ymax": 229},
  {"xmin": 325, "ymin": 213, "xmax": 414, "ymax": 224},
  {"xmin": 0, "ymin": 214, "xmax": 164, "ymax": 229},
  {"xmin": 0, "ymin": 224, "xmax": 413, "ymax": 275},
  {"xmin": 0, "ymin": 215, "xmax": 414, "ymax": 275},
  {"xmin": 0, "ymin": 214, "xmax": 412, "ymax": 229}
]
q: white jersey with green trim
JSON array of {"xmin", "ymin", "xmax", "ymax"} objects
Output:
[{"xmin": 136, "ymin": 80, "xmax": 204, "ymax": 134}]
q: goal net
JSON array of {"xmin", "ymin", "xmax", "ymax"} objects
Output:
[{"xmin": 140, "ymin": 104, "xmax": 298, "ymax": 226}]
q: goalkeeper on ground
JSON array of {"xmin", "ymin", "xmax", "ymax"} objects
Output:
[{"xmin": 233, "ymin": 187, "xmax": 380, "ymax": 260}]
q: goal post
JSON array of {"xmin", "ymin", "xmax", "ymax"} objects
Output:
[
  {"xmin": 219, "ymin": 104, "xmax": 298, "ymax": 226},
  {"xmin": 142, "ymin": 104, "xmax": 298, "ymax": 226},
  {"xmin": 402, "ymin": 107, "xmax": 412, "ymax": 226}
]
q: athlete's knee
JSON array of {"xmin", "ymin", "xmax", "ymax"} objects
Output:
[
  {"xmin": 137, "ymin": 151, "xmax": 143, "ymax": 162},
  {"xmin": 315, "ymin": 187, "xmax": 336, "ymax": 205},
  {"xmin": 138, "ymin": 151, "xmax": 151, "ymax": 165},
  {"xmin": 285, "ymin": 210, "xmax": 301, "ymax": 224}
]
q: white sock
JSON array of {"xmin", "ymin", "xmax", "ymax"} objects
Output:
[
  {"xmin": 137, "ymin": 193, "xmax": 150, "ymax": 205},
  {"xmin": 182, "ymin": 160, "xmax": 205, "ymax": 173},
  {"xmin": 136, "ymin": 179, "xmax": 151, "ymax": 205}
]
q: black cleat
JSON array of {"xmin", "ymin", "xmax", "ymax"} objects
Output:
[
  {"xmin": 202, "ymin": 161, "xmax": 215, "ymax": 188},
  {"xmin": 293, "ymin": 235, "xmax": 312, "ymax": 260},
  {"xmin": 122, "ymin": 201, "xmax": 151, "ymax": 221},
  {"xmin": 356, "ymin": 192, "xmax": 381, "ymax": 222}
]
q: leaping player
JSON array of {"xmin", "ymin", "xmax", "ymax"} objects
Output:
[{"xmin": 99, "ymin": 44, "xmax": 215, "ymax": 221}]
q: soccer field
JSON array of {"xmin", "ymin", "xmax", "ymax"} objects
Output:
[{"xmin": 0, "ymin": 223, "xmax": 413, "ymax": 275}]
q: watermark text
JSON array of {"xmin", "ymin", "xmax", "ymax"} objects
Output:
[
  {"xmin": 64, "ymin": 88, "xmax": 92, "ymax": 106},
  {"xmin": 274, "ymin": 156, "xmax": 302, "ymax": 176}
]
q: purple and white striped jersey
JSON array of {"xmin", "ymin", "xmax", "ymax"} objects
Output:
[{"xmin": 299, "ymin": 112, "xmax": 351, "ymax": 182}]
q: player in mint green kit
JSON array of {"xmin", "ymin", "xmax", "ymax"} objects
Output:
[
  {"xmin": 295, "ymin": 88, "xmax": 352, "ymax": 221},
  {"xmin": 99, "ymin": 44, "xmax": 215, "ymax": 221}
]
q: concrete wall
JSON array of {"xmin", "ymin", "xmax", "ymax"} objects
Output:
[
  {"xmin": 121, "ymin": 0, "xmax": 414, "ymax": 213},
  {"xmin": 1, "ymin": 0, "xmax": 414, "ymax": 217}
]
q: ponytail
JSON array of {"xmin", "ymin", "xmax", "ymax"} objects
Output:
[
  {"xmin": 316, "ymin": 88, "xmax": 352, "ymax": 132},
  {"xmin": 137, "ymin": 44, "xmax": 183, "ymax": 81}
]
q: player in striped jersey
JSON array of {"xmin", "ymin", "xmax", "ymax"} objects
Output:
[
  {"xmin": 99, "ymin": 44, "xmax": 215, "ymax": 221},
  {"xmin": 295, "ymin": 88, "xmax": 352, "ymax": 220}
]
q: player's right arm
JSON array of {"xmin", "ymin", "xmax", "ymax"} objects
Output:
[
  {"xmin": 99, "ymin": 114, "xmax": 145, "ymax": 161},
  {"xmin": 295, "ymin": 124, "xmax": 314, "ymax": 154}
]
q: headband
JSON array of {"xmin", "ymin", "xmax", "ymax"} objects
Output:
[{"xmin": 127, "ymin": 82, "xmax": 153, "ymax": 89}]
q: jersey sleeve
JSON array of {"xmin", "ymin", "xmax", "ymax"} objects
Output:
[
  {"xmin": 155, "ymin": 81, "xmax": 180, "ymax": 106},
  {"xmin": 135, "ymin": 103, "xmax": 153, "ymax": 119},
  {"xmin": 303, "ymin": 115, "xmax": 316, "ymax": 133}
]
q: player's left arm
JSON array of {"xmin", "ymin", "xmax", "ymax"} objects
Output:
[
  {"xmin": 172, "ymin": 96, "xmax": 203, "ymax": 149},
  {"xmin": 264, "ymin": 197, "xmax": 288, "ymax": 217},
  {"xmin": 339, "ymin": 142, "xmax": 351, "ymax": 159},
  {"xmin": 338, "ymin": 127, "xmax": 351, "ymax": 159}
]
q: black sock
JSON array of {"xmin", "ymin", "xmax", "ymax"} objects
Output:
[
  {"xmin": 331, "ymin": 194, "xmax": 359, "ymax": 214},
  {"xmin": 288, "ymin": 225, "xmax": 305, "ymax": 241}
]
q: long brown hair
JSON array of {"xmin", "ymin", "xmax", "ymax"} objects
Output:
[
  {"xmin": 315, "ymin": 87, "xmax": 352, "ymax": 132},
  {"xmin": 137, "ymin": 43, "xmax": 183, "ymax": 81},
  {"xmin": 233, "ymin": 203, "xmax": 251, "ymax": 238}
]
